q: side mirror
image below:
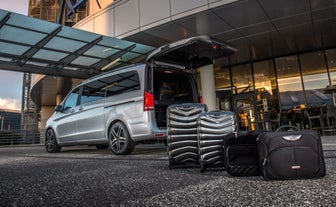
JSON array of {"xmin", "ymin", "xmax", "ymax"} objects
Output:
[{"xmin": 55, "ymin": 105, "xmax": 63, "ymax": 112}]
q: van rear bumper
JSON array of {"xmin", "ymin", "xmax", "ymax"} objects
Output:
[{"xmin": 128, "ymin": 122, "xmax": 167, "ymax": 142}]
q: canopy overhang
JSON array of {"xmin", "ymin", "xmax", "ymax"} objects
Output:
[{"xmin": 0, "ymin": 9, "xmax": 154, "ymax": 79}]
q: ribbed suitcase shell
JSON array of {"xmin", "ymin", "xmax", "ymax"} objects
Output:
[
  {"xmin": 257, "ymin": 130, "xmax": 326, "ymax": 180},
  {"xmin": 167, "ymin": 103, "xmax": 207, "ymax": 168},
  {"xmin": 197, "ymin": 111, "xmax": 237, "ymax": 172}
]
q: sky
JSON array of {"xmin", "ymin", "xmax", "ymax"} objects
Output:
[{"xmin": 0, "ymin": 0, "xmax": 29, "ymax": 110}]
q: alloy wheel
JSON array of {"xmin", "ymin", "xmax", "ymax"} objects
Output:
[{"xmin": 108, "ymin": 122, "xmax": 135, "ymax": 155}]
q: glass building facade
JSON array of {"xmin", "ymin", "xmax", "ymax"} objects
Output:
[
  {"xmin": 214, "ymin": 49, "xmax": 336, "ymax": 131},
  {"xmin": 29, "ymin": 0, "xmax": 88, "ymax": 25}
]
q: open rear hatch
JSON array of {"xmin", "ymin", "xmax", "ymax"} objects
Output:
[
  {"xmin": 147, "ymin": 36, "xmax": 236, "ymax": 129},
  {"xmin": 146, "ymin": 35, "xmax": 236, "ymax": 69}
]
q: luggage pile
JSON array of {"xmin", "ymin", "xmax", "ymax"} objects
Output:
[{"xmin": 166, "ymin": 103, "xmax": 326, "ymax": 180}]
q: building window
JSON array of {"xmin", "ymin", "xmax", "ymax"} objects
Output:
[
  {"xmin": 300, "ymin": 51, "xmax": 330, "ymax": 107},
  {"xmin": 215, "ymin": 67, "xmax": 232, "ymax": 111},
  {"xmin": 253, "ymin": 60, "xmax": 279, "ymax": 130},
  {"xmin": 275, "ymin": 55, "xmax": 303, "ymax": 110},
  {"xmin": 326, "ymin": 49, "xmax": 336, "ymax": 85},
  {"xmin": 231, "ymin": 64, "xmax": 254, "ymax": 130},
  {"xmin": 231, "ymin": 64, "xmax": 253, "ymax": 94}
]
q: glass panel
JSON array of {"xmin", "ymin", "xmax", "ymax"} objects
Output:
[
  {"xmin": 231, "ymin": 63, "xmax": 253, "ymax": 94},
  {"xmin": 326, "ymin": 49, "xmax": 336, "ymax": 84},
  {"xmin": 33, "ymin": 49, "xmax": 68, "ymax": 61},
  {"xmin": 276, "ymin": 55, "xmax": 303, "ymax": 109},
  {"xmin": 8, "ymin": 12, "xmax": 60, "ymax": 33},
  {"xmin": 215, "ymin": 67, "xmax": 231, "ymax": 89},
  {"xmin": 44, "ymin": 37, "xmax": 86, "ymax": 52},
  {"xmin": 0, "ymin": 10, "xmax": 9, "ymax": 21},
  {"xmin": 0, "ymin": 42, "xmax": 30, "ymax": 55},
  {"xmin": 253, "ymin": 60, "xmax": 279, "ymax": 130},
  {"xmin": 63, "ymin": 88, "xmax": 80, "ymax": 110},
  {"xmin": 153, "ymin": 70, "xmax": 195, "ymax": 128},
  {"xmin": 276, "ymin": 55, "xmax": 305, "ymax": 128},
  {"xmin": 1, "ymin": 25, "xmax": 46, "ymax": 45},
  {"xmin": 58, "ymin": 26, "xmax": 101, "ymax": 42},
  {"xmin": 231, "ymin": 64, "xmax": 255, "ymax": 130},
  {"xmin": 121, "ymin": 52, "xmax": 139, "ymax": 62},
  {"xmin": 132, "ymin": 44, "xmax": 155, "ymax": 54},
  {"xmin": 84, "ymin": 46, "xmax": 119, "ymax": 58},
  {"xmin": 81, "ymin": 81, "xmax": 106, "ymax": 105},
  {"xmin": 99, "ymin": 37, "xmax": 134, "ymax": 49},
  {"xmin": 72, "ymin": 56, "xmax": 101, "ymax": 66},
  {"xmin": 102, "ymin": 71, "xmax": 140, "ymax": 97},
  {"xmin": 300, "ymin": 51, "xmax": 330, "ymax": 107},
  {"xmin": 235, "ymin": 95, "xmax": 255, "ymax": 130},
  {"xmin": 215, "ymin": 67, "xmax": 232, "ymax": 111}
]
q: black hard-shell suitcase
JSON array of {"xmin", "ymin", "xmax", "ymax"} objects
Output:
[
  {"xmin": 197, "ymin": 111, "xmax": 237, "ymax": 172},
  {"xmin": 224, "ymin": 130, "xmax": 262, "ymax": 176},
  {"xmin": 167, "ymin": 103, "xmax": 207, "ymax": 168},
  {"xmin": 257, "ymin": 129, "xmax": 326, "ymax": 180}
]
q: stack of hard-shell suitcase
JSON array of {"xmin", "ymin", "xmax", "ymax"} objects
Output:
[
  {"xmin": 166, "ymin": 103, "xmax": 326, "ymax": 180},
  {"xmin": 167, "ymin": 104, "xmax": 237, "ymax": 170}
]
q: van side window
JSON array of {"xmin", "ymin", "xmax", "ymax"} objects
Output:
[
  {"xmin": 80, "ymin": 80, "xmax": 106, "ymax": 105},
  {"xmin": 101, "ymin": 71, "xmax": 140, "ymax": 97},
  {"xmin": 63, "ymin": 88, "xmax": 80, "ymax": 110}
]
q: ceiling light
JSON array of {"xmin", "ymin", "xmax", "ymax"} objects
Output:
[{"xmin": 101, "ymin": 57, "xmax": 121, "ymax": 71}]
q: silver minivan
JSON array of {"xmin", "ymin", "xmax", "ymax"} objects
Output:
[{"xmin": 44, "ymin": 36, "xmax": 235, "ymax": 155}]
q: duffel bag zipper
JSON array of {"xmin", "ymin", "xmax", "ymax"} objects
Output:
[{"xmin": 262, "ymin": 157, "xmax": 269, "ymax": 180}]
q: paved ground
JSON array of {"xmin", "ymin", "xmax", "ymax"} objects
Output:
[{"xmin": 0, "ymin": 136, "xmax": 336, "ymax": 207}]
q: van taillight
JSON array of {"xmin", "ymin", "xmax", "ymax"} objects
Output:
[
  {"xmin": 199, "ymin": 97, "xmax": 204, "ymax": 103},
  {"xmin": 144, "ymin": 91, "xmax": 154, "ymax": 111}
]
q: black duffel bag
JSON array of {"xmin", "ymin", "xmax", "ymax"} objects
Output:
[{"xmin": 224, "ymin": 130, "xmax": 263, "ymax": 177}]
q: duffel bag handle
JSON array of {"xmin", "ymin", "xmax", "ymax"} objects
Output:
[{"xmin": 275, "ymin": 125, "xmax": 300, "ymax": 132}]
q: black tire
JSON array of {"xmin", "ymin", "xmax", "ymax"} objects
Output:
[
  {"xmin": 108, "ymin": 122, "xmax": 135, "ymax": 155},
  {"xmin": 96, "ymin": 145, "xmax": 109, "ymax": 149},
  {"xmin": 45, "ymin": 129, "xmax": 62, "ymax": 153}
]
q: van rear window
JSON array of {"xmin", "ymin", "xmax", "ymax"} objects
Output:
[{"xmin": 154, "ymin": 71, "xmax": 194, "ymax": 103}]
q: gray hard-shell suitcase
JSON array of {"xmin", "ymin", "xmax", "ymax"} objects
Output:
[
  {"xmin": 167, "ymin": 103, "xmax": 207, "ymax": 168},
  {"xmin": 257, "ymin": 129, "xmax": 326, "ymax": 180},
  {"xmin": 197, "ymin": 111, "xmax": 237, "ymax": 172}
]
